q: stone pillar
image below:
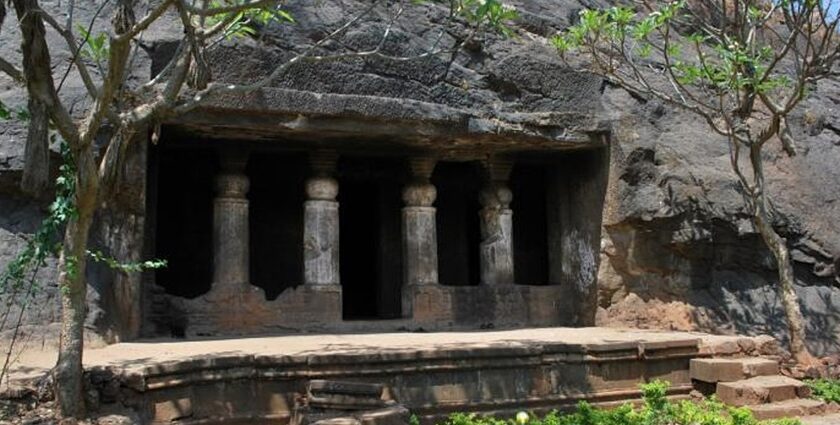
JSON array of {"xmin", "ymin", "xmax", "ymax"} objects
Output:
[
  {"xmin": 402, "ymin": 157, "xmax": 439, "ymax": 287},
  {"xmin": 303, "ymin": 151, "xmax": 340, "ymax": 285},
  {"xmin": 212, "ymin": 152, "xmax": 250, "ymax": 291},
  {"xmin": 478, "ymin": 159, "xmax": 514, "ymax": 285}
]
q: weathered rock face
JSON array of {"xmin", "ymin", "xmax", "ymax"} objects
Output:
[
  {"xmin": 595, "ymin": 79, "xmax": 840, "ymax": 355},
  {"xmin": 0, "ymin": 1, "xmax": 838, "ymax": 352}
]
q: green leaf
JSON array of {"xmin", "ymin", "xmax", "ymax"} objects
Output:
[{"xmin": 0, "ymin": 100, "xmax": 10, "ymax": 120}]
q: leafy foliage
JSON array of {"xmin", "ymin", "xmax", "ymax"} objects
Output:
[
  {"xmin": 454, "ymin": 0, "xmax": 518, "ymax": 36},
  {"xmin": 413, "ymin": 0, "xmax": 517, "ymax": 36},
  {"xmin": 205, "ymin": 0, "xmax": 295, "ymax": 39},
  {"xmin": 550, "ymin": 1, "xmax": 793, "ymax": 97},
  {"xmin": 806, "ymin": 379, "xmax": 840, "ymax": 404},
  {"xmin": 76, "ymin": 25, "xmax": 110, "ymax": 64},
  {"xmin": 439, "ymin": 381, "xmax": 801, "ymax": 425},
  {"xmin": 87, "ymin": 250, "xmax": 167, "ymax": 274},
  {"xmin": 1, "ymin": 138, "xmax": 76, "ymax": 296},
  {"xmin": 0, "ymin": 101, "xmax": 29, "ymax": 121}
]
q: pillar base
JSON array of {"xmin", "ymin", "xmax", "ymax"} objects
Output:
[{"xmin": 403, "ymin": 284, "xmax": 569, "ymax": 327}]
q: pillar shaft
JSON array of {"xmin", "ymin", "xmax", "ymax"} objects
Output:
[
  {"xmin": 304, "ymin": 152, "xmax": 340, "ymax": 285},
  {"xmin": 212, "ymin": 168, "xmax": 250, "ymax": 290},
  {"xmin": 402, "ymin": 182, "xmax": 438, "ymax": 286},
  {"xmin": 479, "ymin": 159, "xmax": 514, "ymax": 285}
]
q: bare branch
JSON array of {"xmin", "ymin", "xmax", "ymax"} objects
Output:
[
  {"xmin": 171, "ymin": 0, "xmax": 383, "ymax": 115},
  {"xmin": 117, "ymin": 0, "xmax": 173, "ymax": 42},
  {"xmin": 40, "ymin": 8, "xmax": 100, "ymax": 97},
  {"xmin": 0, "ymin": 58, "xmax": 24, "ymax": 83}
]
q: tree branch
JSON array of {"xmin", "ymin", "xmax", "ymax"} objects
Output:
[
  {"xmin": 0, "ymin": 58, "xmax": 23, "ymax": 83},
  {"xmin": 117, "ymin": 0, "xmax": 173, "ymax": 42},
  {"xmin": 40, "ymin": 8, "xmax": 100, "ymax": 97}
]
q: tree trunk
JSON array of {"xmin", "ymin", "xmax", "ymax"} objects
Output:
[
  {"xmin": 11, "ymin": 0, "xmax": 56, "ymax": 197},
  {"xmin": 54, "ymin": 154, "xmax": 99, "ymax": 418},
  {"xmin": 54, "ymin": 216, "xmax": 92, "ymax": 418},
  {"xmin": 749, "ymin": 146, "xmax": 814, "ymax": 364},
  {"xmin": 21, "ymin": 97, "xmax": 50, "ymax": 196},
  {"xmin": 753, "ymin": 209, "xmax": 814, "ymax": 364}
]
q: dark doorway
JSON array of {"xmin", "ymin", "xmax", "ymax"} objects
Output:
[
  {"xmin": 154, "ymin": 147, "xmax": 217, "ymax": 298},
  {"xmin": 338, "ymin": 158, "xmax": 404, "ymax": 320},
  {"xmin": 433, "ymin": 161, "xmax": 481, "ymax": 286},
  {"xmin": 248, "ymin": 153, "xmax": 306, "ymax": 299},
  {"xmin": 511, "ymin": 163, "xmax": 549, "ymax": 285}
]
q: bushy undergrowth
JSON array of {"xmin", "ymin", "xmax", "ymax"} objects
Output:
[
  {"xmin": 806, "ymin": 379, "xmax": 840, "ymax": 404},
  {"xmin": 438, "ymin": 381, "xmax": 801, "ymax": 425}
]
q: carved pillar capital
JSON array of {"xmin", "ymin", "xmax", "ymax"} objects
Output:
[
  {"xmin": 479, "ymin": 184, "xmax": 513, "ymax": 210},
  {"xmin": 403, "ymin": 183, "xmax": 437, "ymax": 207},
  {"xmin": 216, "ymin": 173, "xmax": 250, "ymax": 199},
  {"xmin": 306, "ymin": 177, "xmax": 339, "ymax": 201}
]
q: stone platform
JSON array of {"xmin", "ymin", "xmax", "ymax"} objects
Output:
[{"xmin": 13, "ymin": 328, "xmax": 778, "ymax": 424}]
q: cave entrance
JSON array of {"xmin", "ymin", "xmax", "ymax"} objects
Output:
[
  {"xmin": 338, "ymin": 157, "xmax": 404, "ymax": 320},
  {"xmin": 247, "ymin": 153, "xmax": 306, "ymax": 300},
  {"xmin": 433, "ymin": 161, "xmax": 482, "ymax": 286},
  {"xmin": 511, "ymin": 163, "xmax": 549, "ymax": 285},
  {"xmin": 153, "ymin": 147, "xmax": 217, "ymax": 299}
]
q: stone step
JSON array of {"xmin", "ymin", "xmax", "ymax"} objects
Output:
[
  {"xmin": 748, "ymin": 399, "xmax": 826, "ymax": 421},
  {"xmin": 357, "ymin": 405, "xmax": 411, "ymax": 425},
  {"xmin": 303, "ymin": 406, "xmax": 410, "ymax": 425},
  {"xmin": 690, "ymin": 357, "xmax": 779, "ymax": 383},
  {"xmin": 716, "ymin": 376, "xmax": 811, "ymax": 406}
]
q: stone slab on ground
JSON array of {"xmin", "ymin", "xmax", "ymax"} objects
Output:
[
  {"xmin": 690, "ymin": 358, "xmax": 779, "ymax": 383},
  {"xmin": 801, "ymin": 413, "xmax": 840, "ymax": 425},
  {"xmin": 6, "ymin": 327, "xmax": 780, "ymax": 425},
  {"xmin": 716, "ymin": 376, "xmax": 811, "ymax": 406},
  {"xmin": 748, "ymin": 399, "xmax": 826, "ymax": 421},
  {"xmin": 11, "ymin": 327, "xmax": 773, "ymax": 381},
  {"xmin": 357, "ymin": 405, "xmax": 410, "ymax": 425}
]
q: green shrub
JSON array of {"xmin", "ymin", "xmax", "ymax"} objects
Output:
[
  {"xmin": 439, "ymin": 381, "xmax": 801, "ymax": 425},
  {"xmin": 806, "ymin": 379, "xmax": 840, "ymax": 404}
]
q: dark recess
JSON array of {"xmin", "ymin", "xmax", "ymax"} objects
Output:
[
  {"xmin": 154, "ymin": 147, "xmax": 217, "ymax": 298},
  {"xmin": 339, "ymin": 157, "xmax": 405, "ymax": 320},
  {"xmin": 511, "ymin": 163, "xmax": 549, "ymax": 285},
  {"xmin": 248, "ymin": 153, "xmax": 306, "ymax": 299},
  {"xmin": 433, "ymin": 161, "xmax": 482, "ymax": 287}
]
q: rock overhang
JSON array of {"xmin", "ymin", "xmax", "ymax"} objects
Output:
[
  {"xmin": 164, "ymin": 87, "xmax": 609, "ymax": 155},
  {"xmin": 150, "ymin": 0, "xmax": 610, "ymax": 154}
]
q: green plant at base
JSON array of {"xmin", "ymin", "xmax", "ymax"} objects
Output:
[
  {"xmin": 806, "ymin": 379, "xmax": 840, "ymax": 404},
  {"xmin": 438, "ymin": 381, "xmax": 802, "ymax": 425}
]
